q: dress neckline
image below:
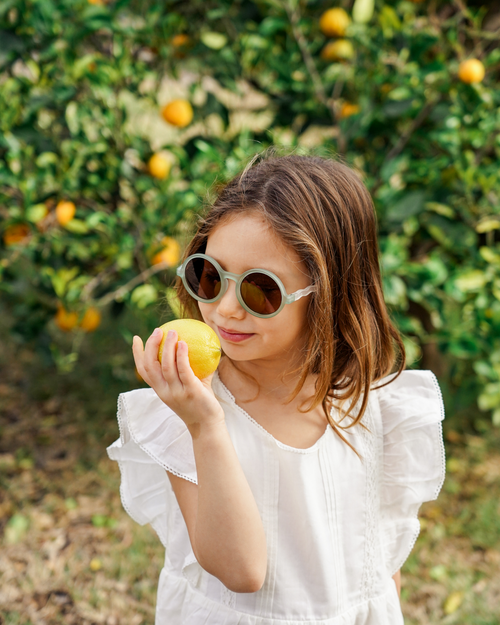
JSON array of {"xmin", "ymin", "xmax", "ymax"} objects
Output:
[{"xmin": 213, "ymin": 370, "xmax": 332, "ymax": 454}]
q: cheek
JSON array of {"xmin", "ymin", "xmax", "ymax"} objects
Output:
[
  {"xmin": 284, "ymin": 299, "xmax": 310, "ymax": 331},
  {"xmin": 198, "ymin": 302, "xmax": 212, "ymax": 323},
  {"xmin": 266, "ymin": 305, "xmax": 308, "ymax": 342}
]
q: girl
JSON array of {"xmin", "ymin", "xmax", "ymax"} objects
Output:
[{"xmin": 107, "ymin": 151, "xmax": 446, "ymax": 624}]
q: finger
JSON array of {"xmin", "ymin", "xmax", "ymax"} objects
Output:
[
  {"xmin": 176, "ymin": 341, "xmax": 197, "ymax": 387},
  {"xmin": 132, "ymin": 335, "xmax": 150, "ymax": 384},
  {"xmin": 161, "ymin": 330, "xmax": 182, "ymax": 388},
  {"xmin": 142, "ymin": 328, "xmax": 165, "ymax": 382}
]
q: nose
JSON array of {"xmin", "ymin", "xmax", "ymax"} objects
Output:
[{"xmin": 216, "ymin": 277, "xmax": 246, "ymax": 319}]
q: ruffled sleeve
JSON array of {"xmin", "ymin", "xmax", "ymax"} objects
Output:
[
  {"xmin": 374, "ymin": 369, "xmax": 446, "ymax": 577},
  {"xmin": 106, "ymin": 388, "xmax": 197, "ymax": 547}
]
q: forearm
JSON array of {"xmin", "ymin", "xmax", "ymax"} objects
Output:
[
  {"xmin": 190, "ymin": 418, "xmax": 267, "ymax": 592},
  {"xmin": 392, "ymin": 569, "xmax": 401, "ymax": 599}
]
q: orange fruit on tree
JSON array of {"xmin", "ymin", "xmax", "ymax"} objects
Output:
[
  {"xmin": 55, "ymin": 305, "xmax": 79, "ymax": 332},
  {"xmin": 320, "ymin": 8, "xmax": 351, "ymax": 37},
  {"xmin": 3, "ymin": 224, "xmax": 30, "ymax": 247},
  {"xmin": 56, "ymin": 201, "xmax": 76, "ymax": 227},
  {"xmin": 171, "ymin": 34, "xmax": 190, "ymax": 47},
  {"xmin": 148, "ymin": 153, "xmax": 171, "ymax": 180},
  {"xmin": 458, "ymin": 59, "xmax": 485, "ymax": 84},
  {"xmin": 151, "ymin": 236, "xmax": 181, "ymax": 267},
  {"xmin": 339, "ymin": 102, "xmax": 360, "ymax": 118},
  {"xmin": 79, "ymin": 307, "xmax": 101, "ymax": 332},
  {"xmin": 161, "ymin": 99, "xmax": 193, "ymax": 127},
  {"xmin": 321, "ymin": 39, "xmax": 354, "ymax": 62},
  {"xmin": 157, "ymin": 319, "xmax": 222, "ymax": 380}
]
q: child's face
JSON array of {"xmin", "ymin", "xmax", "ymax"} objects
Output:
[{"xmin": 199, "ymin": 212, "xmax": 313, "ymax": 368}]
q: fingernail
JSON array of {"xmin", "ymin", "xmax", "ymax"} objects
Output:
[
  {"xmin": 153, "ymin": 328, "xmax": 162, "ymax": 338},
  {"xmin": 167, "ymin": 330, "xmax": 175, "ymax": 339}
]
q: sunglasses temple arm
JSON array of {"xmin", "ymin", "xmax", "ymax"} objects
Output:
[{"xmin": 290, "ymin": 285, "xmax": 317, "ymax": 302}]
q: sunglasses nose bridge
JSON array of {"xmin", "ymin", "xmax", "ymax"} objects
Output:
[{"xmin": 213, "ymin": 272, "xmax": 247, "ymax": 318}]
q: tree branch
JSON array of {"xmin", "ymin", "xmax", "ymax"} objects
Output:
[
  {"xmin": 370, "ymin": 96, "xmax": 441, "ymax": 196},
  {"xmin": 283, "ymin": 1, "xmax": 327, "ymax": 107},
  {"xmin": 384, "ymin": 97, "xmax": 439, "ymax": 162},
  {"xmin": 96, "ymin": 262, "xmax": 172, "ymax": 307},
  {"xmin": 81, "ymin": 262, "xmax": 118, "ymax": 302}
]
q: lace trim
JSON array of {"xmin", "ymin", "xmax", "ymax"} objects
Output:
[
  {"xmin": 385, "ymin": 370, "xmax": 447, "ymax": 577},
  {"xmin": 214, "ymin": 372, "xmax": 330, "ymax": 454},
  {"xmin": 358, "ymin": 399, "xmax": 381, "ymax": 601},
  {"xmin": 427, "ymin": 371, "xmax": 447, "ymax": 498},
  {"xmin": 119, "ymin": 393, "xmax": 198, "ymax": 485},
  {"xmin": 113, "ymin": 395, "xmax": 143, "ymax": 527}
]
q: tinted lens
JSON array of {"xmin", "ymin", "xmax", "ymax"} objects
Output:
[
  {"xmin": 185, "ymin": 257, "xmax": 222, "ymax": 300},
  {"xmin": 241, "ymin": 273, "xmax": 282, "ymax": 315}
]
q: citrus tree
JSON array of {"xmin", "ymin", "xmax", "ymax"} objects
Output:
[{"xmin": 1, "ymin": 0, "xmax": 499, "ymax": 429}]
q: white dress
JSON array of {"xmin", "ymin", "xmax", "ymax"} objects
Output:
[{"xmin": 107, "ymin": 369, "xmax": 446, "ymax": 624}]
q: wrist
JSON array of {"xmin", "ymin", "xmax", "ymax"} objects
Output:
[{"xmin": 187, "ymin": 410, "xmax": 226, "ymax": 441}]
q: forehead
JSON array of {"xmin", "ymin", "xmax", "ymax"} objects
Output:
[{"xmin": 204, "ymin": 212, "xmax": 303, "ymax": 276}]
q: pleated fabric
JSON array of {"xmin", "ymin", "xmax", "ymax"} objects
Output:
[{"xmin": 107, "ymin": 369, "xmax": 446, "ymax": 624}]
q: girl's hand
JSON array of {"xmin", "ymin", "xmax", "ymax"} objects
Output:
[{"xmin": 132, "ymin": 328, "xmax": 225, "ymax": 434}]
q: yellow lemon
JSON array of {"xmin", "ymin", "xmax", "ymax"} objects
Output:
[
  {"xmin": 319, "ymin": 8, "xmax": 350, "ymax": 37},
  {"xmin": 161, "ymin": 99, "xmax": 193, "ymax": 127},
  {"xmin": 158, "ymin": 319, "xmax": 221, "ymax": 380},
  {"xmin": 55, "ymin": 305, "xmax": 79, "ymax": 332},
  {"xmin": 458, "ymin": 59, "xmax": 485, "ymax": 84},
  {"xmin": 56, "ymin": 201, "xmax": 76, "ymax": 226},
  {"xmin": 79, "ymin": 307, "xmax": 101, "ymax": 332},
  {"xmin": 148, "ymin": 153, "xmax": 171, "ymax": 180},
  {"xmin": 320, "ymin": 39, "xmax": 354, "ymax": 62},
  {"xmin": 241, "ymin": 282, "xmax": 266, "ymax": 313},
  {"xmin": 151, "ymin": 236, "xmax": 181, "ymax": 267}
]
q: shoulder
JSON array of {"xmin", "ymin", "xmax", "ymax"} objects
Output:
[{"xmin": 370, "ymin": 369, "xmax": 445, "ymax": 431}]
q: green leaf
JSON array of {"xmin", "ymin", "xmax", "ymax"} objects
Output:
[
  {"xmin": 50, "ymin": 267, "xmax": 80, "ymax": 298},
  {"xmin": 480, "ymin": 247, "xmax": 500, "ymax": 265},
  {"xmin": 424, "ymin": 202, "xmax": 455, "ymax": 218},
  {"xmin": 26, "ymin": 203, "xmax": 48, "ymax": 223},
  {"xmin": 382, "ymin": 99, "xmax": 414, "ymax": 118},
  {"xmin": 64, "ymin": 219, "xmax": 89, "ymax": 234},
  {"xmin": 131, "ymin": 284, "xmax": 158, "ymax": 309},
  {"xmin": 478, "ymin": 383, "xmax": 500, "ymax": 411},
  {"xmin": 454, "ymin": 270, "xmax": 489, "ymax": 293},
  {"xmin": 201, "ymin": 32, "xmax": 228, "ymax": 50},
  {"xmin": 385, "ymin": 191, "xmax": 426, "ymax": 223},
  {"xmin": 165, "ymin": 287, "xmax": 182, "ymax": 318},
  {"xmin": 476, "ymin": 218, "xmax": 500, "ymax": 233},
  {"xmin": 353, "ymin": 0, "xmax": 375, "ymax": 24},
  {"xmin": 382, "ymin": 274, "xmax": 407, "ymax": 306},
  {"xmin": 378, "ymin": 5, "xmax": 401, "ymax": 32},
  {"xmin": 4, "ymin": 514, "xmax": 30, "ymax": 545}
]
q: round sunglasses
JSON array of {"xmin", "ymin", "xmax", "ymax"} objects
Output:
[{"xmin": 176, "ymin": 253, "xmax": 316, "ymax": 319}]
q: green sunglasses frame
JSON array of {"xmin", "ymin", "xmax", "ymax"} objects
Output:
[{"xmin": 176, "ymin": 253, "xmax": 316, "ymax": 319}]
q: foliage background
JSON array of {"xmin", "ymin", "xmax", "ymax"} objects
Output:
[
  {"xmin": 1, "ymin": 0, "xmax": 500, "ymax": 622},
  {"xmin": 1, "ymin": 0, "xmax": 500, "ymax": 427}
]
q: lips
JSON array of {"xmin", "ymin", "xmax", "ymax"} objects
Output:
[{"xmin": 218, "ymin": 326, "xmax": 254, "ymax": 343}]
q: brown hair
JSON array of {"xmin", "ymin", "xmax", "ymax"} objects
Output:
[{"xmin": 175, "ymin": 148, "xmax": 406, "ymax": 456}]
